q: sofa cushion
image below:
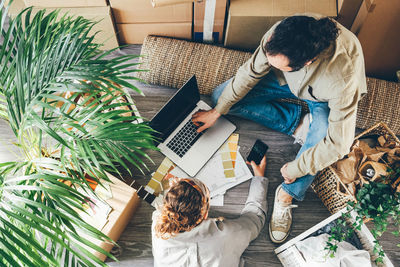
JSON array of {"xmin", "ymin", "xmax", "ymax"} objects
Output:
[{"xmin": 137, "ymin": 36, "xmax": 251, "ymax": 95}]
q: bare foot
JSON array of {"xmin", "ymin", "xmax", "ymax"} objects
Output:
[{"xmin": 277, "ymin": 187, "xmax": 293, "ymax": 203}]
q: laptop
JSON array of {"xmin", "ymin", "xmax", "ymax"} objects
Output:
[{"xmin": 150, "ymin": 75, "xmax": 236, "ymax": 177}]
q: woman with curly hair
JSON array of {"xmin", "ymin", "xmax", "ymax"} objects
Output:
[{"xmin": 152, "ymin": 156, "xmax": 269, "ymax": 267}]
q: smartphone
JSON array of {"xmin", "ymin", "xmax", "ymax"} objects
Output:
[{"xmin": 247, "ymin": 139, "xmax": 269, "ymax": 165}]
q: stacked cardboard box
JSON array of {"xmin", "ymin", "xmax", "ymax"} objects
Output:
[
  {"xmin": 224, "ymin": 0, "xmax": 337, "ymax": 51},
  {"xmin": 110, "ymin": 0, "xmax": 192, "ymax": 44},
  {"xmin": 193, "ymin": 0, "xmax": 227, "ymax": 43},
  {"xmin": 22, "ymin": 0, "xmax": 119, "ymax": 51},
  {"xmin": 24, "ymin": 0, "xmax": 108, "ymax": 7},
  {"xmin": 351, "ymin": 0, "xmax": 400, "ymax": 81},
  {"xmin": 336, "ymin": 0, "xmax": 363, "ymax": 29}
]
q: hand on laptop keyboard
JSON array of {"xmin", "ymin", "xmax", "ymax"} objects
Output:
[
  {"xmin": 192, "ymin": 108, "xmax": 221, "ymax": 133},
  {"xmin": 166, "ymin": 120, "xmax": 205, "ymax": 157}
]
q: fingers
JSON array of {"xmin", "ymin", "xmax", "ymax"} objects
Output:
[
  {"xmin": 197, "ymin": 124, "xmax": 208, "ymax": 133},
  {"xmin": 280, "ymin": 163, "xmax": 287, "ymax": 173},
  {"xmin": 260, "ymin": 155, "xmax": 267, "ymax": 166},
  {"xmin": 250, "ymin": 160, "xmax": 257, "ymax": 169},
  {"xmin": 191, "ymin": 109, "xmax": 205, "ymax": 118},
  {"xmin": 192, "ymin": 115, "xmax": 204, "ymax": 128},
  {"xmin": 283, "ymin": 177, "xmax": 295, "ymax": 184},
  {"xmin": 192, "ymin": 111, "xmax": 206, "ymax": 129}
]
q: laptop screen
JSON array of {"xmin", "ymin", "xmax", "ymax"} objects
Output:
[{"xmin": 150, "ymin": 75, "xmax": 200, "ymax": 143}]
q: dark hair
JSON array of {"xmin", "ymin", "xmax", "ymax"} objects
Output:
[
  {"xmin": 155, "ymin": 181, "xmax": 205, "ymax": 239},
  {"xmin": 266, "ymin": 16, "xmax": 339, "ymax": 71}
]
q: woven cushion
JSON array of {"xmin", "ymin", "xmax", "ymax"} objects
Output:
[
  {"xmin": 356, "ymin": 77, "xmax": 400, "ymax": 134},
  {"xmin": 137, "ymin": 35, "xmax": 400, "ymax": 134},
  {"xmin": 137, "ymin": 36, "xmax": 251, "ymax": 95}
]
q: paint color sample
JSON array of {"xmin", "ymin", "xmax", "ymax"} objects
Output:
[
  {"xmin": 145, "ymin": 157, "xmax": 176, "ymax": 195},
  {"xmin": 219, "ymin": 133, "xmax": 239, "ymax": 178},
  {"xmin": 224, "ymin": 169, "xmax": 235, "ymax": 178}
]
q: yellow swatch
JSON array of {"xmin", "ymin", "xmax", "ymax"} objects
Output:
[
  {"xmin": 145, "ymin": 157, "xmax": 176, "ymax": 195},
  {"xmin": 220, "ymin": 133, "xmax": 239, "ymax": 178}
]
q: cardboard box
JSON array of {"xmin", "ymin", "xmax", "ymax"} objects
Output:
[
  {"xmin": 194, "ymin": 0, "xmax": 227, "ymax": 43},
  {"xmin": 8, "ymin": 3, "xmax": 119, "ymax": 50},
  {"xmin": 110, "ymin": 0, "xmax": 192, "ymax": 23},
  {"xmin": 86, "ymin": 173, "xmax": 141, "ymax": 261},
  {"xmin": 224, "ymin": 0, "xmax": 337, "ymax": 51},
  {"xmin": 336, "ymin": 0, "xmax": 363, "ymax": 29},
  {"xmin": 117, "ymin": 22, "xmax": 192, "ymax": 44},
  {"xmin": 24, "ymin": 0, "xmax": 107, "ymax": 7},
  {"xmin": 6, "ymin": 0, "xmax": 26, "ymax": 15},
  {"xmin": 29, "ymin": 6, "xmax": 119, "ymax": 51},
  {"xmin": 351, "ymin": 0, "xmax": 400, "ymax": 81}
]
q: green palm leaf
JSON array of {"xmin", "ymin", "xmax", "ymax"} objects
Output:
[{"xmin": 0, "ymin": 1, "xmax": 157, "ymax": 266}]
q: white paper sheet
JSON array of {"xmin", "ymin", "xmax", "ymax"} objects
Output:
[
  {"xmin": 170, "ymin": 149, "xmax": 252, "ymax": 198},
  {"xmin": 210, "ymin": 194, "xmax": 224, "ymax": 206}
]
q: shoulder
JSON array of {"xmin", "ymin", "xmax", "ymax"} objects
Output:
[{"xmin": 321, "ymin": 22, "xmax": 365, "ymax": 96}]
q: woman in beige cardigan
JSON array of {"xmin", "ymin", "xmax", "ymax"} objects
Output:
[{"xmin": 152, "ymin": 157, "xmax": 269, "ymax": 267}]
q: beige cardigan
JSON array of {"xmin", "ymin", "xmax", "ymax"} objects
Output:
[
  {"xmin": 215, "ymin": 16, "xmax": 367, "ymax": 179},
  {"xmin": 152, "ymin": 176, "xmax": 269, "ymax": 267}
]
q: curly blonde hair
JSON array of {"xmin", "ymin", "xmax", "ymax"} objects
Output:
[{"xmin": 155, "ymin": 180, "xmax": 208, "ymax": 239}]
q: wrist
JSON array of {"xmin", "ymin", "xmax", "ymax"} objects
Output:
[
  {"xmin": 254, "ymin": 170, "xmax": 265, "ymax": 177},
  {"xmin": 211, "ymin": 108, "xmax": 221, "ymax": 117}
]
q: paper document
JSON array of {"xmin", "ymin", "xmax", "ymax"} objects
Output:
[
  {"xmin": 210, "ymin": 194, "xmax": 224, "ymax": 206},
  {"xmin": 171, "ymin": 148, "xmax": 252, "ymax": 197}
]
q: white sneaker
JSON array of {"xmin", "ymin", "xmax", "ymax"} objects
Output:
[
  {"xmin": 292, "ymin": 113, "xmax": 312, "ymax": 145},
  {"xmin": 269, "ymin": 185, "xmax": 298, "ymax": 243}
]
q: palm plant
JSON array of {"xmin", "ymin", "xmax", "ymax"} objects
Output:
[{"xmin": 0, "ymin": 1, "xmax": 156, "ymax": 266}]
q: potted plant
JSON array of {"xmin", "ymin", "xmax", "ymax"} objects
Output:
[
  {"xmin": 0, "ymin": 3, "xmax": 156, "ymax": 266},
  {"xmin": 325, "ymin": 167, "xmax": 400, "ymax": 263}
]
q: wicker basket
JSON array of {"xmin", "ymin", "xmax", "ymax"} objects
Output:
[{"xmin": 311, "ymin": 122, "xmax": 400, "ymax": 214}]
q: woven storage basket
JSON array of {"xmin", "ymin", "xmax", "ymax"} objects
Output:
[
  {"xmin": 356, "ymin": 77, "xmax": 400, "ymax": 135},
  {"xmin": 311, "ymin": 122, "xmax": 400, "ymax": 214}
]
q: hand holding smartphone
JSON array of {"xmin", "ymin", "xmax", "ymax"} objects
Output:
[{"xmin": 247, "ymin": 139, "xmax": 269, "ymax": 165}]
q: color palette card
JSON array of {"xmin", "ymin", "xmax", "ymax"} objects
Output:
[
  {"xmin": 145, "ymin": 157, "xmax": 176, "ymax": 195},
  {"xmin": 219, "ymin": 133, "xmax": 239, "ymax": 178}
]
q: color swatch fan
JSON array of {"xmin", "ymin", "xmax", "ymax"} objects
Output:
[
  {"xmin": 145, "ymin": 157, "xmax": 176, "ymax": 195},
  {"xmin": 219, "ymin": 133, "xmax": 239, "ymax": 178}
]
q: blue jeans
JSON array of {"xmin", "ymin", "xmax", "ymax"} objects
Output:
[{"xmin": 211, "ymin": 73, "xmax": 330, "ymax": 201}]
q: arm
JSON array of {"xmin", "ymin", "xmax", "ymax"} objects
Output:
[
  {"xmin": 192, "ymin": 29, "xmax": 275, "ymax": 132},
  {"xmin": 214, "ymin": 34, "xmax": 273, "ymax": 115},
  {"xmin": 286, "ymin": 77, "xmax": 362, "ymax": 178},
  {"xmin": 237, "ymin": 175, "xmax": 269, "ymax": 240},
  {"xmin": 223, "ymin": 157, "xmax": 269, "ymax": 241}
]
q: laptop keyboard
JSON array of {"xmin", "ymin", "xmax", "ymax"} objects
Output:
[{"xmin": 166, "ymin": 120, "xmax": 204, "ymax": 158}]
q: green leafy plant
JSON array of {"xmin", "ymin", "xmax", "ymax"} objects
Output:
[
  {"xmin": 0, "ymin": 1, "xmax": 156, "ymax": 266},
  {"xmin": 325, "ymin": 171, "xmax": 400, "ymax": 263}
]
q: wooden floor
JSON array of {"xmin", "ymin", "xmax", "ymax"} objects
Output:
[{"xmin": 0, "ymin": 45, "xmax": 398, "ymax": 266}]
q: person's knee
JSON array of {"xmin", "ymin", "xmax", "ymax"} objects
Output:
[
  {"xmin": 211, "ymin": 90, "xmax": 220, "ymax": 106},
  {"xmin": 211, "ymin": 79, "xmax": 230, "ymax": 106},
  {"xmin": 313, "ymin": 119, "xmax": 329, "ymax": 140},
  {"xmin": 310, "ymin": 106, "xmax": 329, "ymax": 139}
]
